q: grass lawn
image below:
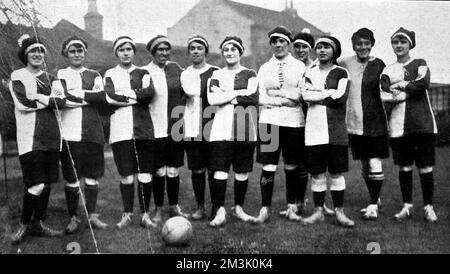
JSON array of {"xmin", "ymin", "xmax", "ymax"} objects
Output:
[{"xmin": 0, "ymin": 146, "xmax": 449, "ymax": 254}]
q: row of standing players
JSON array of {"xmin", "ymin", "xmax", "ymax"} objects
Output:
[{"xmin": 8, "ymin": 25, "xmax": 438, "ymax": 245}]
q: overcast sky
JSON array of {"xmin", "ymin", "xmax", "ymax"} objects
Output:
[{"xmin": 9, "ymin": 0, "xmax": 450, "ymax": 83}]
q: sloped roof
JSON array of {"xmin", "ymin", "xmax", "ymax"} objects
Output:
[{"xmin": 224, "ymin": 0, "xmax": 326, "ymax": 36}]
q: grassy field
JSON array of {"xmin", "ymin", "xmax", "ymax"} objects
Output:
[{"xmin": 0, "ymin": 146, "xmax": 449, "ymax": 254}]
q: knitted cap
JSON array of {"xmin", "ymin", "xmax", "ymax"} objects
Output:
[
  {"xmin": 187, "ymin": 35, "xmax": 209, "ymax": 54},
  {"xmin": 315, "ymin": 35, "xmax": 342, "ymax": 60},
  {"xmin": 351, "ymin": 27, "xmax": 375, "ymax": 46},
  {"xmin": 61, "ymin": 36, "xmax": 88, "ymax": 57},
  {"xmin": 391, "ymin": 27, "xmax": 416, "ymax": 49},
  {"xmin": 268, "ymin": 26, "xmax": 292, "ymax": 44},
  {"xmin": 17, "ymin": 35, "xmax": 47, "ymax": 65},
  {"xmin": 147, "ymin": 35, "xmax": 171, "ymax": 55},
  {"xmin": 219, "ymin": 36, "xmax": 244, "ymax": 55},
  {"xmin": 113, "ymin": 36, "xmax": 136, "ymax": 56},
  {"xmin": 293, "ymin": 31, "xmax": 315, "ymax": 49}
]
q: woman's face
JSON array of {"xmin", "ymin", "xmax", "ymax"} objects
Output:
[
  {"xmin": 353, "ymin": 38, "xmax": 372, "ymax": 61},
  {"xmin": 154, "ymin": 43, "xmax": 171, "ymax": 66},
  {"xmin": 270, "ymin": 37, "xmax": 290, "ymax": 60},
  {"xmin": 67, "ymin": 45, "xmax": 86, "ymax": 68},
  {"xmin": 189, "ymin": 41, "xmax": 206, "ymax": 65},
  {"xmin": 293, "ymin": 43, "xmax": 311, "ymax": 63},
  {"xmin": 391, "ymin": 36, "xmax": 410, "ymax": 58},
  {"xmin": 116, "ymin": 42, "xmax": 135, "ymax": 66},
  {"xmin": 316, "ymin": 43, "xmax": 334, "ymax": 63},
  {"xmin": 27, "ymin": 47, "xmax": 45, "ymax": 68},
  {"xmin": 222, "ymin": 44, "xmax": 240, "ymax": 66}
]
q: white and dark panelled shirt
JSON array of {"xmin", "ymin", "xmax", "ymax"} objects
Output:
[
  {"xmin": 143, "ymin": 61, "xmax": 185, "ymax": 139},
  {"xmin": 303, "ymin": 64, "xmax": 350, "ymax": 146},
  {"xmin": 380, "ymin": 58, "xmax": 437, "ymax": 138},
  {"xmin": 58, "ymin": 67, "xmax": 105, "ymax": 144},
  {"xmin": 180, "ymin": 64, "xmax": 219, "ymax": 139},
  {"xmin": 9, "ymin": 68, "xmax": 65, "ymax": 155},
  {"xmin": 104, "ymin": 64, "xmax": 155, "ymax": 144},
  {"xmin": 207, "ymin": 66, "xmax": 259, "ymax": 142},
  {"xmin": 340, "ymin": 56, "xmax": 388, "ymax": 137}
]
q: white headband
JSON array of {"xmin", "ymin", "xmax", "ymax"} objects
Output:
[
  {"xmin": 293, "ymin": 39, "xmax": 312, "ymax": 49},
  {"xmin": 188, "ymin": 37, "xmax": 209, "ymax": 48},
  {"xmin": 315, "ymin": 37, "xmax": 337, "ymax": 52},
  {"xmin": 269, "ymin": 33, "xmax": 291, "ymax": 44},
  {"xmin": 391, "ymin": 33, "xmax": 413, "ymax": 46},
  {"xmin": 221, "ymin": 40, "xmax": 244, "ymax": 53},
  {"xmin": 64, "ymin": 40, "xmax": 87, "ymax": 53},
  {"xmin": 149, "ymin": 37, "xmax": 171, "ymax": 53},
  {"xmin": 25, "ymin": 43, "xmax": 47, "ymax": 55},
  {"xmin": 113, "ymin": 37, "xmax": 135, "ymax": 54}
]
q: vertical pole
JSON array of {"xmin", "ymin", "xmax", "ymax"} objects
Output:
[{"xmin": 2, "ymin": 136, "xmax": 8, "ymax": 203}]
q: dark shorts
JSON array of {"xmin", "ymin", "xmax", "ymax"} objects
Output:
[
  {"xmin": 185, "ymin": 139, "xmax": 209, "ymax": 171},
  {"xmin": 209, "ymin": 141, "xmax": 255, "ymax": 173},
  {"xmin": 306, "ymin": 145, "xmax": 349, "ymax": 175},
  {"xmin": 348, "ymin": 134, "xmax": 389, "ymax": 160},
  {"xmin": 257, "ymin": 124, "xmax": 306, "ymax": 167},
  {"xmin": 153, "ymin": 137, "xmax": 184, "ymax": 169},
  {"xmin": 60, "ymin": 141, "xmax": 104, "ymax": 182},
  {"xmin": 390, "ymin": 133, "xmax": 436, "ymax": 167},
  {"xmin": 111, "ymin": 140, "xmax": 155, "ymax": 177},
  {"xmin": 19, "ymin": 150, "xmax": 60, "ymax": 188}
]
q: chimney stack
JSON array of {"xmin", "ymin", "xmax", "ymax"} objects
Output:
[{"xmin": 84, "ymin": 0, "xmax": 103, "ymax": 40}]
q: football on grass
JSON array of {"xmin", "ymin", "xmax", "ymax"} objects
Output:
[{"xmin": 161, "ymin": 216, "xmax": 193, "ymax": 246}]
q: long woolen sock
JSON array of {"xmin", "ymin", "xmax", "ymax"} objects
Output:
[
  {"xmin": 285, "ymin": 168, "xmax": 299, "ymax": 204},
  {"xmin": 420, "ymin": 172, "xmax": 434, "ymax": 206},
  {"xmin": 368, "ymin": 172, "xmax": 384, "ymax": 205},
  {"xmin": 331, "ymin": 190, "xmax": 344, "ymax": 208},
  {"xmin": 215, "ymin": 178, "xmax": 227, "ymax": 207},
  {"xmin": 192, "ymin": 172, "xmax": 206, "ymax": 206},
  {"xmin": 21, "ymin": 190, "xmax": 38, "ymax": 224},
  {"xmin": 234, "ymin": 179, "xmax": 248, "ymax": 206},
  {"xmin": 152, "ymin": 175, "xmax": 165, "ymax": 207},
  {"xmin": 296, "ymin": 171, "xmax": 309, "ymax": 204},
  {"xmin": 85, "ymin": 184, "xmax": 99, "ymax": 214},
  {"xmin": 65, "ymin": 185, "xmax": 79, "ymax": 217},
  {"xmin": 399, "ymin": 171, "xmax": 413, "ymax": 204},
  {"xmin": 120, "ymin": 182, "xmax": 135, "ymax": 213},
  {"xmin": 260, "ymin": 170, "xmax": 275, "ymax": 207},
  {"xmin": 34, "ymin": 185, "xmax": 51, "ymax": 221},
  {"xmin": 167, "ymin": 176, "xmax": 180, "ymax": 206},
  {"xmin": 312, "ymin": 191, "xmax": 326, "ymax": 208}
]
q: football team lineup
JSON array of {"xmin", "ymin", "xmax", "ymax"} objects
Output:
[{"xmin": 2, "ymin": 0, "xmax": 445, "ymax": 254}]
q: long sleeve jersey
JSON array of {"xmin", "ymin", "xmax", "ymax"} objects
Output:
[
  {"xmin": 180, "ymin": 64, "xmax": 219, "ymax": 139},
  {"xmin": 143, "ymin": 61, "xmax": 185, "ymax": 139},
  {"xmin": 207, "ymin": 66, "xmax": 259, "ymax": 142},
  {"xmin": 303, "ymin": 64, "xmax": 350, "ymax": 146},
  {"xmin": 9, "ymin": 68, "xmax": 65, "ymax": 155},
  {"xmin": 58, "ymin": 66, "xmax": 105, "ymax": 144},
  {"xmin": 380, "ymin": 58, "xmax": 437, "ymax": 138},
  {"xmin": 104, "ymin": 64, "xmax": 155, "ymax": 144},
  {"xmin": 340, "ymin": 56, "xmax": 388, "ymax": 136},
  {"xmin": 258, "ymin": 54, "xmax": 306, "ymax": 128}
]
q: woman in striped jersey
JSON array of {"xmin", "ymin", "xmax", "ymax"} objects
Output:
[
  {"xmin": 340, "ymin": 28, "xmax": 388, "ymax": 220},
  {"xmin": 104, "ymin": 36, "xmax": 156, "ymax": 229},
  {"xmin": 143, "ymin": 35, "xmax": 189, "ymax": 222},
  {"xmin": 380, "ymin": 28, "xmax": 438, "ymax": 223},
  {"xmin": 58, "ymin": 36, "xmax": 108, "ymax": 233},
  {"xmin": 181, "ymin": 36, "xmax": 219, "ymax": 220},
  {"xmin": 10, "ymin": 35, "xmax": 65, "ymax": 244},
  {"xmin": 207, "ymin": 36, "xmax": 259, "ymax": 227},
  {"xmin": 301, "ymin": 36, "xmax": 355, "ymax": 227}
]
